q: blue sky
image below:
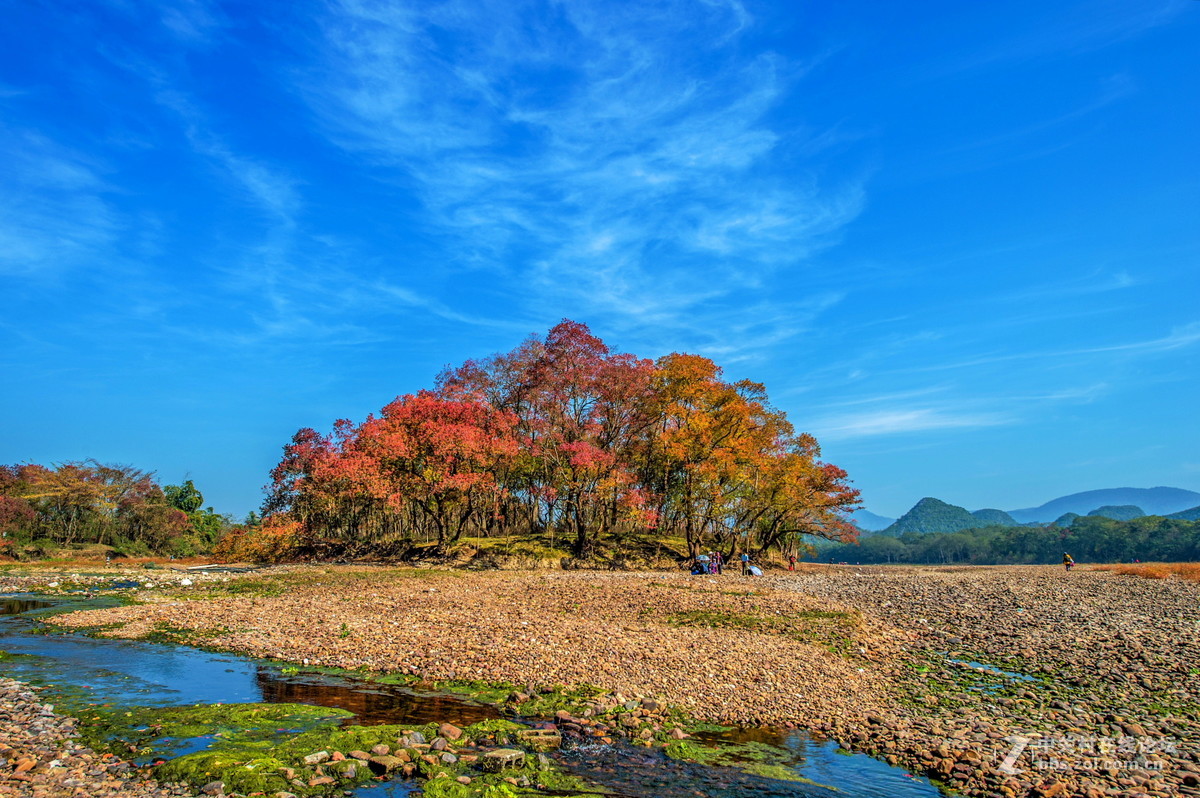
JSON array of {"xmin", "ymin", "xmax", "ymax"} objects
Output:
[{"xmin": 2, "ymin": 0, "xmax": 1197, "ymax": 520}]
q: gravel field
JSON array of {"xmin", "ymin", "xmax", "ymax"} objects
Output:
[
  {"xmin": 5, "ymin": 562, "xmax": 1200, "ymax": 797},
  {"xmin": 0, "ymin": 677, "xmax": 200, "ymax": 798}
]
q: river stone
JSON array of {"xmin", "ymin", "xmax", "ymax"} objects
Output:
[
  {"xmin": 348, "ymin": 750, "xmax": 372, "ymax": 761},
  {"xmin": 481, "ymin": 749, "xmax": 526, "ymax": 772},
  {"xmin": 200, "ymin": 781, "xmax": 224, "ymax": 796},
  {"xmin": 516, "ymin": 729, "xmax": 562, "ymax": 752},
  {"xmin": 303, "ymin": 751, "xmax": 330, "ymax": 765},
  {"xmin": 439, "ymin": 722, "xmax": 464, "ymax": 740},
  {"xmin": 431, "ymin": 737, "xmax": 448, "ymax": 751},
  {"xmin": 408, "ymin": 731, "xmax": 427, "ymax": 745},
  {"xmin": 367, "ymin": 755, "xmax": 405, "ymax": 775},
  {"xmin": 370, "ymin": 743, "xmax": 390, "ymax": 756}
]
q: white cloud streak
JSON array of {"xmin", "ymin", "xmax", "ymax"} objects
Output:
[
  {"xmin": 300, "ymin": 0, "xmax": 864, "ymax": 351},
  {"xmin": 0, "ymin": 127, "xmax": 120, "ymax": 276},
  {"xmin": 810, "ymin": 407, "xmax": 1013, "ymax": 440}
]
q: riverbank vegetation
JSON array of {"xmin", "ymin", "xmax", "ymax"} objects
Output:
[
  {"xmin": 0, "ymin": 463, "xmax": 237, "ymax": 559},
  {"xmin": 219, "ymin": 320, "xmax": 859, "ymax": 563},
  {"xmin": 816, "ymin": 513, "xmax": 1200, "ymax": 564}
]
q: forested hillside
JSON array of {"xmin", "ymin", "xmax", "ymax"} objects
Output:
[
  {"xmin": 879, "ymin": 497, "xmax": 979, "ymax": 536},
  {"xmin": 818, "ymin": 515, "xmax": 1200, "ymax": 564}
]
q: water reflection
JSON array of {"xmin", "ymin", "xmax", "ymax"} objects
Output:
[
  {"xmin": 254, "ymin": 669, "xmax": 499, "ymax": 727},
  {"xmin": 0, "ymin": 598, "xmax": 53, "ymax": 615}
]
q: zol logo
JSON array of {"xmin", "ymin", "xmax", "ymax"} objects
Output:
[{"xmin": 999, "ymin": 736, "xmax": 1030, "ymax": 775}]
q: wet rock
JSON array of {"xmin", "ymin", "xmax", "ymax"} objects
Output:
[
  {"xmin": 438, "ymin": 722, "xmax": 463, "ymax": 740},
  {"xmin": 481, "ymin": 749, "xmax": 526, "ymax": 772},
  {"xmin": 367, "ymin": 755, "xmax": 405, "ymax": 775},
  {"xmin": 516, "ymin": 729, "xmax": 562, "ymax": 751}
]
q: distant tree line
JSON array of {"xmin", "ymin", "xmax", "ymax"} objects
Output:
[
  {"xmin": 815, "ymin": 515, "xmax": 1200, "ymax": 565},
  {"xmin": 0, "ymin": 461, "xmax": 233, "ymax": 557},
  {"xmin": 220, "ymin": 320, "xmax": 860, "ymax": 562}
]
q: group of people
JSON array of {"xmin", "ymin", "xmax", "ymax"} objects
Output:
[
  {"xmin": 692, "ymin": 551, "xmax": 724, "ymax": 575},
  {"xmin": 691, "ymin": 550, "xmax": 768, "ymax": 576}
]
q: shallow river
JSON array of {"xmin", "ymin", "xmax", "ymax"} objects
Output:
[{"xmin": 0, "ymin": 595, "xmax": 942, "ymax": 798}]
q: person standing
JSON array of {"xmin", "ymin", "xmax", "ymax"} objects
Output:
[
  {"xmin": 1063, "ymin": 553, "xmax": 1074, "ymax": 572},
  {"xmin": 740, "ymin": 551, "xmax": 750, "ymax": 575},
  {"xmin": 713, "ymin": 550, "xmax": 724, "ymax": 574},
  {"xmin": 788, "ymin": 554, "xmax": 796, "ymax": 571}
]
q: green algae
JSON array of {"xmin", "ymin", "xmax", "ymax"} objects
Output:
[
  {"xmin": 463, "ymin": 719, "xmax": 525, "ymax": 736},
  {"xmin": 75, "ymin": 701, "xmax": 353, "ymax": 757},
  {"xmin": 663, "ymin": 739, "xmax": 829, "ymax": 789},
  {"xmin": 418, "ymin": 762, "xmax": 607, "ymax": 798}
]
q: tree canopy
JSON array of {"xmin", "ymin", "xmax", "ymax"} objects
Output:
[
  {"xmin": 230, "ymin": 320, "xmax": 859, "ymax": 561},
  {"xmin": 0, "ymin": 461, "xmax": 228, "ymax": 556}
]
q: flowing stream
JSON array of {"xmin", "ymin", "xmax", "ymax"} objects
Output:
[{"xmin": 0, "ymin": 595, "xmax": 942, "ymax": 797}]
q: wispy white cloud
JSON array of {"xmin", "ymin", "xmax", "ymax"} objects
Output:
[
  {"xmin": 942, "ymin": 0, "xmax": 1189, "ymax": 72},
  {"xmin": 1078, "ymin": 321, "xmax": 1200, "ymax": 355},
  {"xmin": 939, "ymin": 73, "xmax": 1136, "ymax": 158},
  {"xmin": 809, "ymin": 407, "xmax": 1012, "ymax": 440},
  {"xmin": 153, "ymin": 88, "xmax": 301, "ymax": 224},
  {"xmin": 300, "ymin": 0, "xmax": 865, "ymax": 353},
  {"xmin": 0, "ymin": 127, "xmax": 120, "ymax": 276},
  {"xmin": 158, "ymin": 0, "xmax": 226, "ymax": 45},
  {"xmin": 999, "ymin": 268, "xmax": 1138, "ymax": 303}
]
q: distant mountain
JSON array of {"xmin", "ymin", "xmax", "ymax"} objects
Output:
[
  {"xmin": 1052, "ymin": 512, "xmax": 1080, "ymax": 527},
  {"xmin": 1087, "ymin": 505, "xmax": 1145, "ymax": 521},
  {"xmin": 971, "ymin": 508, "xmax": 1019, "ymax": 527},
  {"xmin": 882, "ymin": 497, "xmax": 979, "ymax": 536},
  {"xmin": 1168, "ymin": 505, "xmax": 1200, "ymax": 521},
  {"xmin": 849, "ymin": 508, "xmax": 896, "ymax": 532},
  {"xmin": 1008, "ymin": 487, "xmax": 1200, "ymax": 524}
]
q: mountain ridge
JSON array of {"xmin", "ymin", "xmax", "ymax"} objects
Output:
[
  {"xmin": 1007, "ymin": 487, "xmax": 1200, "ymax": 523},
  {"xmin": 856, "ymin": 487, "xmax": 1198, "ymax": 535}
]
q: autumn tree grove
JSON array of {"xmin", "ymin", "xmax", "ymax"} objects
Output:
[{"xmin": 230, "ymin": 321, "xmax": 859, "ymax": 561}]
